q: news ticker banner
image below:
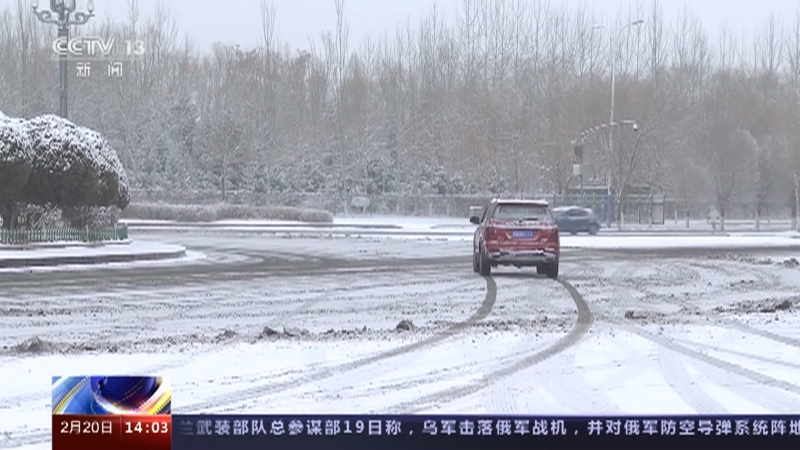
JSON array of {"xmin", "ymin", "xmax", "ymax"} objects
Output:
[
  {"xmin": 54, "ymin": 414, "xmax": 800, "ymax": 450},
  {"xmin": 173, "ymin": 414, "xmax": 800, "ymax": 449},
  {"xmin": 52, "ymin": 375, "xmax": 171, "ymax": 450},
  {"xmin": 52, "ymin": 376, "xmax": 800, "ymax": 450}
]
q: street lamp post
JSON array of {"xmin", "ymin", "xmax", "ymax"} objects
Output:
[
  {"xmin": 32, "ymin": 0, "xmax": 95, "ymax": 119},
  {"xmin": 572, "ymin": 119, "xmax": 638, "ymax": 221},
  {"xmin": 595, "ymin": 18, "xmax": 643, "ymax": 227}
]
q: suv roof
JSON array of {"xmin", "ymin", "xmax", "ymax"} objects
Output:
[
  {"xmin": 491, "ymin": 198, "xmax": 550, "ymax": 207},
  {"xmin": 554, "ymin": 206, "xmax": 591, "ymax": 212}
]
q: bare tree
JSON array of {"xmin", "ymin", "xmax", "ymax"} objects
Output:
[
  {"xmin": 2, "ymin": 0, "xmax": 800, "ymax": 221},
  {"xmin": 753, "ymin": 136, "xmax": 785, "ymax": 229},
  {"xmin": 785, "ymin": 7, "xmax": 800, "ymax": 229},
  {"xmin": 702, "ymin": 122, "xmax": 758, "ymax": 230}
]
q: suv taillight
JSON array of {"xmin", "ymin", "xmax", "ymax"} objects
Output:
[
  {"xmin": 539, "ymin": 225, "xmax": 558, "ymax": 241},
  {"xmin": 485, "ymin": 226, "xmax": 497, "ymax": 240}
]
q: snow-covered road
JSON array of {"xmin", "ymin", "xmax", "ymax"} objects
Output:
[{"xmin": 1, "ymin": 231, "xmax": 800, "ymax": 449}]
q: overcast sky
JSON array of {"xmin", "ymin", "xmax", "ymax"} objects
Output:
[{"xmin": 69, "ymin": 0, "xmax": 800, "ymax": 52}]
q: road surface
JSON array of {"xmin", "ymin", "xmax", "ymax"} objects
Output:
[{"xmin": 1, "ymin": 229, "xmax": 799, "ymax": 448}]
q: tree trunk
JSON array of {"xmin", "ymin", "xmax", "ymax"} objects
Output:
[
  {"xmin": 719, "ymin": 207, "xmax": 725, "ymax": 231},
  {"xmin": 795, "ymin": 171, "xmax": 800, "ymax": 231},
  {"xmin": 755, "ymin": 206, "xmax": 761, "ymax": 231},
  {"xmin": 221, "ymin": 160, "xmax": 228, "ymax": 202},
  {"xmin": 0, "ymin": 203, "xmax": 15, "ymax": 230}
]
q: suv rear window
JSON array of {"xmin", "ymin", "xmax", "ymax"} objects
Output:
[{"xmin": 492, "ymin": 204, "xmax": 552, "ymax": 221}]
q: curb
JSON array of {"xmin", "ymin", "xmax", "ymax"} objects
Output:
[
  {"xmin": 0, "ymin": 239, "xmax": 133, "ymax": 251},
  {"xmin": 0, "ymin": 248, "xmax": 186, "ymax": 268}
]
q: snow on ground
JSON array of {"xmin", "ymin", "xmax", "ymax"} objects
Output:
[
  {"xmin": 561, "ymin": 234, "xmax": 800, "ymax": 249},
  {"xmin": 1, "ymin": 233, "xmax": 800, "ymax": 449}
]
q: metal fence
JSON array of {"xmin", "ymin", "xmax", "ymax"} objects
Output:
[{"xmin": 0, "ymin": 224, "xmax": 128, "ymax": 245}]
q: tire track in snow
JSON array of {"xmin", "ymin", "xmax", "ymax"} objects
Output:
[
  {"xmin": 1, "ymin": 270, "xmax": 479, "ymax": 351},
  {"xmin": 382, "ymin": 277, "xmax": 593, "ymax": 413},
  {"xmin": 521, "ymin": 349, "xmax": 621, "ymax": 414},
  {"xmin": 605, "ymin": 259, "xmax": 800, "ymax": 351},
  {"xmin": 625, "ymin": 285, "xmax": 800, "ymax": 350},
  {"xmin": 599, "ymin": 259, "xmax": 800, "ymax": 411},
  {"xmin": 688, "ymin": 259, "xmax": 785, "ymax": 291},
  {"xmin": 224, "ymin": 277, "xmax": 544, "ymax": 414},
  {"xmin": 0, "ymin": 276, "xmax": 477, "ymax": 415},
  {"xmin": 175, "ymin": 275, "xmax": 499, "ymax": 413},
  {"xmin": 109, "ymin": 274, "xmax": 479, "ymax": 345},
  {"xmin": 486, "ymin": 274, "xmax": 578, "ymax": 414},
  {"xmin": 657, "ymin": 346, "xmax": 728, "ymax": 413},
  {"xmin": 610, "ymin": 267, "xmax": 726, "ymax": 414},
  {"xmin": 488, "ymin": 275, "xmax": 613, "ymax": 415},
  {"xmin": 587, "ymin": 323, "xmax": 659, "ymax": 402},
  {"xmin": 606, "ymin": 316, "xmax": 800, "ymax": 412},
  {"xmin": 0, "ymin": 248, "xmax": 470, "ymax": 289},
  {"xmin": 680, "ymin": 340, "xmax": 800, "ymax": 371},
  {"xmin": 210, "ymin": 282, "xmax": 496, "ymax": 414}
]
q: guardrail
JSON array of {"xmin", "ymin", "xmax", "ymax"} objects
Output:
[{"xmin": 0, "ymin": 224, "xmax": 128, "ymax": 244}]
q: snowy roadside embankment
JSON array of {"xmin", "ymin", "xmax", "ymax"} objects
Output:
[
  {"xmin": 125, "ymin": 217, "xmax": 800, "ymax": 250},
  {"xmin": 560, "ymin": 234, "xmax": 800, "ymax": 250}
]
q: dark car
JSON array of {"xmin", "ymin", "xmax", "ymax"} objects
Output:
[
  {"xmin": 552, "ymin": 206, "xmax": 601, "ymax": 235},
  {"xmin": 470, "ymin": 199, "xmax": 560, "ymax": 279}
]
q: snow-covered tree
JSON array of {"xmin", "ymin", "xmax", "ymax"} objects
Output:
[
  {"xmin": 0, "ymin": 112, "xmax": 129, "ymax": 227},
  {"xmin": 0, "ymin": 116, "xmax": 33, "ymax": 228}
]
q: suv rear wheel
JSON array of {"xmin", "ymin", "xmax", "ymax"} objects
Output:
[
  {"xmin": 545, "ymin": 259, "xmax": 559, "ymax": 279},
  {"xmin": 478, "ymin": 248, "xmax": 492, "ymax": 276},
  {"xmin": 472, "ymin": 250, "xmax": 479, "ymax": 272}
]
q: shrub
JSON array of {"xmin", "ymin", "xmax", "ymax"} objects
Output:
[
  {"xmin": 21, "ymin": 115, "xmax": 129, "ymax": 210},
  {"xmin": 61, "ymin": 206, "xmax": 121, "ymax": 228},
  {"xmin": 121, "ymin": 202, "xmax": 333, "ymax": 223}
]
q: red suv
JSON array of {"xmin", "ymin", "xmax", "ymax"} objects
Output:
[{"xmin": 470, "ymin": 199, "xmax": 560, "ymax": 278}]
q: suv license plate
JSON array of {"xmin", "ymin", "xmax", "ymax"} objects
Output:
[{"xmin": 513, "ymin": 230, "xmax": 534, "ymax": 238}]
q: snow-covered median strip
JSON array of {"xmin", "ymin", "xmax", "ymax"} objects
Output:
[
  {"xmin": 0, "ymin": 240, "xmax": 187, "ymax": 268},
  {"xmin": 0, "ymin": 239, "xmax": 133, "ymax": 250},
  {"xmin": 0, "ymin": 251, "xmax": 206, "ymax": 273}
]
